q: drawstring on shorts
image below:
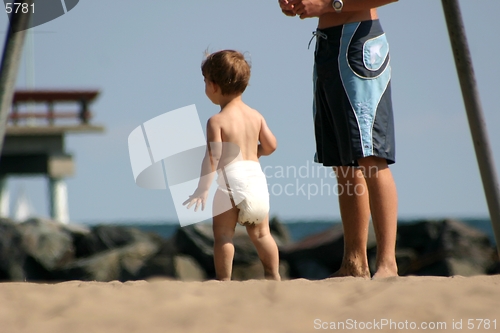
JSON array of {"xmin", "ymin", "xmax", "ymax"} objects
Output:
[{"xmin": 308, "ymin": 30, "xmax": 327, "ymax": 49}]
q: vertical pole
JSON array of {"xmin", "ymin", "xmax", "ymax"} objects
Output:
[
  {"xmin": 442, "ymin": 0, "xmax": 500, "ymax": 255},
  {"xmin": 0, "ymin": 2, "xmax": 33, "ymax": 154},
  {"xmin": 80, "ymin": 99, "xmax": 89, "ymax": 124},
  {"xmin": 48, "ymin": 101, "xmax": 54, "ymax": 125},
  {"xmin": 48, "ymin": 177, "xmax": 70, "ymax": 224},
  {"xmin": 0, "ymin": 176, "xmax": 9, "ymax": 217},
  {"xmin": 11, "ymin": 102, "xmax": 17, "ymax": 125}
]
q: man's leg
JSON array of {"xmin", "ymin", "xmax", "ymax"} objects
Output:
[
  {"xmin": 358, "ymin": 156, "xmax": 398, "ymax": 278},
  {"xmin": 212, "ymin": 190, "xmax": 238, "ymax": 281},
  {"xmin": 331, "ymin": 166, "xmax": 371, "ymax": 278}
]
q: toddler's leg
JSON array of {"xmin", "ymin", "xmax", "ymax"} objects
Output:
[
  {"xmin": 246, "ymin": 215, "xmax": 281, "ymax": 281},
  {"xmin": 212, "ymin": 190, "xmax": 238, "ymax": 281}
]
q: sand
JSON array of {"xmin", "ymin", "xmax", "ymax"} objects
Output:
[{"xmin": 1, "ymin": 275, "xmax": 499, "ymax": 333}]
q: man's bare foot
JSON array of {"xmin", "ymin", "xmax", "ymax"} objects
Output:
[
  {"xmin": 372, "ymin": 262, "xmax": 398, "ymax": 279},
  {"xmin": 328, "ymin": 259, "xmax": 370, "ymax": 278},
  {"xmin": 264, "ymin": 271, "xmax": 281, "ymax": 281}
]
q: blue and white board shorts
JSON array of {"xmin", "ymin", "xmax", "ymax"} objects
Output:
[{"xmin": 313, "ymin": 19, "xmax": 395, "ymax": 167}]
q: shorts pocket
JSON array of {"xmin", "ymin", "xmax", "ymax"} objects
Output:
[
  {"xmin": 348, "ymin": 33, "xmax": 390, "ymax": 79},
  {"xmin": 363, "ymin": 33, "xmax": 389, "ymax": 71}
]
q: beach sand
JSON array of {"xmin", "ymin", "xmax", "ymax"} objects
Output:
[{"xmin": 1, "ymin": 275, "xmax": 499, "ymax": 333}]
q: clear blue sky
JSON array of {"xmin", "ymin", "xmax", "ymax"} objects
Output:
[{"xmin": 1, "ymin": 0, "xmax": 499, "ymax": 223}]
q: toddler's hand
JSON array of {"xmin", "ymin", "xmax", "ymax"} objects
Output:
[{"xmin": 183, "ymin": 188, "xmax": 208, "ymax": 212}]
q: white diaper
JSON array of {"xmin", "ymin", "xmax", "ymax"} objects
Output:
[{"xmin": 216, "ymin": 161, "xmax": 269, "ymax": 225}]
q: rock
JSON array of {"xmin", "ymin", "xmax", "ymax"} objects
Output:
[
  {"xmin": 391, "ymin": 248, "xmax": 417, "ymax": 277},
  {"xmin": 175, "ymin": 219, "xmax": 292, "ymax": 279},
  {"xmin": 173, "ymin": 255, "xmax": 206, "ymax": 281},
  {"xmin": 135, "ymin": 238, "xmax": 178, "ymax": 280},
  {"xmin": 54, "ymin": 238, "xmax": 205, "ymax": 282},
  {"xmin": 279, "ymin": 223, "xmax": 376, "ymax": 280},
  {"xmin": 280, "ymin": 218, "xmax": 497, "ymax": 279},
  {"xmin": 279, "ymin": 224, "xmax": 343, "ymax": 280},
  {"xmin": 19, "ymin": 218, "xmax": 81, "ymax": 268},
  {"xmin": 487, "ymin": 253, "xmax": 500, "ymax": 274},
  {"xmin": 1, "ymin": 217, "xmax": 214, "ymax": 282},
  {"xmin": 137, "ymin": 254, "xmax": 176, "ymax": 280},
  {"xmin": 0, "ymin": 218, "xmax": 26, "ymax": 281},
  {"xmin": 17, "ymin": 217, "xmax": 89, "ymax": 281},
  {"xmin": 174, "ymin": 223, "xmax": 259, "ymax": 279},
  {"xmin": 13, "ymin": 216, "xmax": 496, "ymax": 281},
  {"xmin": 174, "ymin": 223, "xmax": 216, "ymax": 278},
  {"xmin": 55, "ymin": 240, "xmax": 160, "ymax": 282},
  {"xmin": 396, "ymin": 219, "xmax": 497, "ymax": 276},
  {"xmin": 269, "ymin": 216, "xmax": 292, "ymax": 246},
  {"xmin": 73, "ymin": 224, "xmax": 158, "ymax": 258}
]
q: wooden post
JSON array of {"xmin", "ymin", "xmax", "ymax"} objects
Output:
[
  {"xmin": 0, "ymin": 1, "xmax": 33, "ymax": 154},
  {"xmin": 442, "ymin": 0, "xmax": 500, "ymax": 255},
  {"xmin": 11, "ymin": 102, "xmax": 17, "ymax": 125},
  {"xmin": 48, "ymin": 177, "xmax": 69, "ymax": 224},
  {"xmin": 80, "ymin": 99, "xmax": 89, "ymax": 124},
  {"xmin": 0, "ymin": 176, "xmax": 9, "ymax": 217},
  {"xmin": 48, "ymin": 101, "xmax": 54, "ymax": 125}
]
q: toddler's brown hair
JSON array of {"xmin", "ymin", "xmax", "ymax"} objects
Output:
[{"xmin": 201, "ymin": 50, "xmax": 251, "ymax": 95}]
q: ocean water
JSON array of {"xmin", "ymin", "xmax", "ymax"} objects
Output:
[{"xmin": 108, "ymin": 218, "xmax": 496, "ymax": 245}]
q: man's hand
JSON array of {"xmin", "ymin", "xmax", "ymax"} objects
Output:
[
  {"xmin": 287, "ymin": 0, "xmax": 332, "ymax": 19},
  {"xmin": 279, "ymin": 0, "xmax": 296, "ymax": 17}
]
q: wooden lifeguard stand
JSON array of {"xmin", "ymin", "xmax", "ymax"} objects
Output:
[{"xmin": 0, "ymin": 89, "xmax": 104, "ymax": 223}]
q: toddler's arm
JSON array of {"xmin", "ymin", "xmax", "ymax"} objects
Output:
[
  {"xmin": 183, "ymin": 117, "xmax": 222, "ymax": 211},
  {"xmin": 258, "ymin": 117, "xmax": 277, "ymax": 157}
]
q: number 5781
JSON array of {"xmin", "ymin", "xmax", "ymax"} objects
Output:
[{"xmin": 5, "ymin": 3, "xmax": 34, "ymax": 14}]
